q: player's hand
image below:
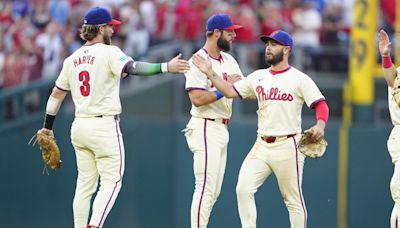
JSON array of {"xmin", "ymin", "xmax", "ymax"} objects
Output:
[
  {"xmin": 227, "ymin": 74, "xmax": 242, "ymax": 84},
  {"xmin": 378, "ymin": 29, "xmax": 391, "ymax": 56},
  {"xmin": 167, "ymin": 53, "xmax": 190, "ymax": 73},
  {"xmin": 304, "ymin": 120, "xmax": 325, "ymax": 142},
  {"xmin": 192, "ymin": 54, "xmax": 213, "ymax": 76}
]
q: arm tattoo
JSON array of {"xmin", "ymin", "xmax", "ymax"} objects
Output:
[{"xmin": 210, "ymin": 71, "xmax": 219, "ymax": 80}]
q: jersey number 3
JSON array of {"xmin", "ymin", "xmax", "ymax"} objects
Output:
[{"xmin": 79, "ymin": 71, "xmax": 90, "ymax": 96}]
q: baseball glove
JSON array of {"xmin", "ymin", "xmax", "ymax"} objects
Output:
[
  {"xmin": 29, "ymin": 129, "xmax": 62, "ymax": 173},
  {"xmin": 392, "ymin": 75, "xmax": 400, "ymax": 107},
  {"xmin": 298, "ymin": 131, "xmax": 328, "ymax": 159}
]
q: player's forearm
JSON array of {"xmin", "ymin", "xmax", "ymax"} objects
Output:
[
  {"xmin": 382, "ymin": 55, "xmax": 397, "ymax": 87},
  {"xmin": 383, "ymin": 66, "xmax": 397, "ymax": 87},
  {"xmin": 194, "ymin": 92, "xmax": 217, "ymax": 106},
  {"xmin": 316, "ymin": 119, "xmax": 326, "ymax": 129},
  {"xmin": 189, "ymin": 90, "xmax": 222, "ymax": 107},
  {"xmin": 43, "ymin": 87, "xmax": 67, "ymax": 130},
  {"xmin": 205, "ymin": 70, "xmax": 237, "ymax": 98},
  {"xmin": 125, "ymin": 61, "xmax": 168, "ymax": 76}
]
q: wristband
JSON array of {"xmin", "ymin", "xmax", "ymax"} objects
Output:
[
  {"xmin": 44, "ymin": 114, "xmax": 56, "ymax": 130},
  {"xmin": 213, "ymin": 90, "xmax": 223, "ymax": 100},
  {"xmin": 161, "ymin": 62, "xmax": 168, "ymax": 73},
  {"xmin": 382, "ymin": 55, "xmax": 393, "ymax": 68}
]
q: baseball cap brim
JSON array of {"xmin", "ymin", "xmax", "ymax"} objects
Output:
[
  {"xmin": 107, "ymin": 19, "xmax": 121, "ymax": 25},
  {"xmin": 260, "ymin": 36, "xmax": 286, "ymax": 46},
  {"xmin": 224, "ymin": 24, "xmax": 243, "ymax": 30}
]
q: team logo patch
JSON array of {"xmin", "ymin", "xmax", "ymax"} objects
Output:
[
  {"xmin": 211, "ymin": 72, "xmax": 229, "ymax": 88},
  {"xmin": 119, "ymin": 56, "xmax": 130, "ymax": 62}
]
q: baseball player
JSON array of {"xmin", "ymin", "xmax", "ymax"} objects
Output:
[
  {"xmin": 378, "ymin": 29, "xmax": 400, "ymax": 228},
  {"xmin": 38, "ymin": 7, "xmax": 189, "ymax": 228},
  {"xmin": 183, "ymin": 13, "xmax": 243, "ymax": 228},
  {"xmin": 192, "ymin": 30, "xmax": 329, "ymax": 228}
]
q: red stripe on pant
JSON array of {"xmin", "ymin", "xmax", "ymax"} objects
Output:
[
  {"xmin": 94, "ymin": 118, "xmax": 124, "ymax": 227},
  {"xmin": 292, "ymin": 136, "xmax": 307, "ymax": 228},
  {"xmin": 197, "ymin": 119, "xmax": 209, "ymax": 228}
]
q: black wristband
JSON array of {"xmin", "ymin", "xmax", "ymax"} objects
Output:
[{"xmin": 43, "ymin": 114, "xmax": 56, "ymax": 130}]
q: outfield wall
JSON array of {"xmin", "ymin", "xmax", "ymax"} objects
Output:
[{"xmin": 0, "ymin": 112, "xmax": 393, "ymax": 228}]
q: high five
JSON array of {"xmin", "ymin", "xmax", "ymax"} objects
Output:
[{"xmin": 192, "ymin": 30, "xmax": 329, "ymax": 228}]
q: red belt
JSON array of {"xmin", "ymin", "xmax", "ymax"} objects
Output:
[
  {"xmin": 205, "ymin": 118, "xmax": 229, "ymax": 125},
  {"xmin": 261, "ymin": 134, "xmax": 296, "ymax": 143}
]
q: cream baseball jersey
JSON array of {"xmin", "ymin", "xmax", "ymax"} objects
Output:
[
  {"xmin": 185, "ymin": 49, "xmax": 243, "ymax": 119},
  {"xmin": 388, "ymin": 67, "xmax": 400, "ymax": 125},
  {"xmin": 56, "ymin": 43, "xmax": 133, "ymax": 117},
  {"xmin": 233, "ymin": 66, "xmax": 324, "ymax": 136}
]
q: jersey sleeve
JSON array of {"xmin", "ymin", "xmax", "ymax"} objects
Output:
[
  {"xmin": 300, "ymin": 75, "xmax": 325, "ymax": 108},
  {"xmin": 224, "ymin": 53, "xmax": 244, "ymax": 78},
  {"xmin": 231, "ymin": 58, "xmax": 244, "ymax": 78},
  {"xmin": 55, "ymin": 59, "xmax": 71, "ymax": 91},
  {"xmin": 108, "ymin": 46, "xmax": 133, "ymax": 77},
  {"xmin": 232, "ymin": 73, "xmax": 255, "ymax": 99},
  {"xmin": 184, "ymin": 59, "xmax": 208, "ymax": 91}
]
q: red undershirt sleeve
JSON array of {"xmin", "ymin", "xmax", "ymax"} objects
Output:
[{"xmin": 315, "ymin": 100, "xmax": 329, "ymax": 123}]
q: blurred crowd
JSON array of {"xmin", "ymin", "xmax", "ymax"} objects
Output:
[{"xmin": 0, "ymin": 0, "xmax": 395, "ymax": 91}]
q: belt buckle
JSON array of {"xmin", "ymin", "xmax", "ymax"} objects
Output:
[
  {"xmin": 266, "ymin": 137, "xmax": 276, "ymax": 143},
  {"xmin": 262, "ymin": 136, "xmax": 276, "ymax": 143}
]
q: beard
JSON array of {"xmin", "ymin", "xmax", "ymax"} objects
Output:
[
  {"xmin": 265, "ymin": 49, "xmax": 284, "ymax": 66},
  {"xmin": 103, "ymin": 32, "xmax": 111, "ymax": 45},
  {"xmin": 217, "ymin": 36, "xmax": 231, "ymax": 52}
]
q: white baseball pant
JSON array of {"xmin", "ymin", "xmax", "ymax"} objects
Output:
[
  {"xmin": 236, "ymin": 135, "xmax": 307, "ymax": 228},
  {"xmin": 71, "ymin": 115, "xmax": 125, "ymax": 228},
  {"xmin": 184, "ymin": 117, "xmax": 229, "ymax": 228},
  {"xmin": 388, "ymin": 126, "xmax": 400, "ymax": 228}
]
